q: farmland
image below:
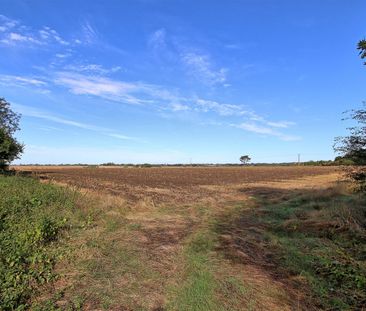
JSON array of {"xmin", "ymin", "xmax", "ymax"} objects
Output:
[
  {"xmin": 2, "ymin": 165, "xmax": 365, "ymax": 310},
  {"xmin": 17, "ymin": 166, "xmax": 337, "ymax": 203}
]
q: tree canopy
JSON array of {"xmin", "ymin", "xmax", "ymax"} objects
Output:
[
  {"xmin": 358, "ymin": 39, "xmax": 366, "ymax": 65},
  {"xmin": 0, "ymin": 98, "xmax": 23, "ymax": 170},
  {"xmin": 239, "ymin": 155, "xmax": 251, "ymax": 165}
]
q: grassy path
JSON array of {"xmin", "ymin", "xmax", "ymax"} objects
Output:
[{"xmin": 53, "ymin": 177, "xmax": 338, "ymax": 310}]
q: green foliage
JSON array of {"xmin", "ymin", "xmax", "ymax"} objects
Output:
[
  {"xmin": 239, "ymin": 155, "xmax": 251, "ymax": 165},
  {"xmin": 358, "ymin": 39, "xmax": 366, "ymax": 65},
  {"xmin": 0, "ymin": 176, "xmax": 79, "ymax": 310},
  {"xmin": 0, "ymin": 128, "xmax": 24, "ymax": 170},
  {"xmin": 335, "ymin": 102, "xmax": 366, "ymax": 191},
  {"xmin": 0, "ymin": 98, "xmax": 24, "ymax": 170}
]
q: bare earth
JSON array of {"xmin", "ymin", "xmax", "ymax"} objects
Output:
[
  {"xmin": 15, "ymin": 166, "xmax": 338, "ymax": 204},
  {"xmin": 15, "ymin": 166, "xmax": 340, "ymax": 310}
]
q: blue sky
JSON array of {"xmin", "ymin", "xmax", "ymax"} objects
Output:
[{"xmin": 0, "ymin": 0, "xmax": 365, "ymax": 164}]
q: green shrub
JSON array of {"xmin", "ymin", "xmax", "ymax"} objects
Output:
[{"xmin": 0, "ymin": 176, "xmax": 79, "ymax": 310}]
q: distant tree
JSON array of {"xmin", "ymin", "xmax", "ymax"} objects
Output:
[
  {"xmin": 0, "ymin": 98, "xmax": 23, "ymax": 171},
  {"xmin": 239, "ymin": 155, "xmax": 251, "ymax": 165}
]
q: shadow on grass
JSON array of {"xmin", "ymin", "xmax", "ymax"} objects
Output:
[{"xmin": 214, "ymin": 185, "xmax": 366, "ymax": 311}]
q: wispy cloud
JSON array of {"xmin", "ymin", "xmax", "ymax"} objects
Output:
[
  {"xmin": 224, "ymin": 43, "xmax": 241, "ymax": 50},
  {"xmin": 39, "ymin": 26, "xmax": 69, "ymax": 45},
  {"xmin": 4, "ymin": 32, "xmax": 42, "ymax": 45},
  {"xmin": 194, "ymin": 99, "xmax": 251, "ymax": 116},
  {"xmin": 0, "ymin": 14, "xmax": 70, "ymax": 47},
  {"xmin": 0, "ymin": 14, "xmax": 18, "ymax": 32},
  {"xmin": 55, "ymin": 53, "xmax": 72, "ymax": 59},
  {"xmin": 107, "ymin": 133, "xmax": 137, "ymax": 140},
  {"xmin": 63, "ymin": 64, "xmax": 122, "ymax": 75},
  {"xmin": 0, "ymin": 66, "xmax": 298, "ymax": 142},
  {"xmin": 0, "ymin": 74, "xmax": 47, "ymax": 87},
  {"xmin": 13, "ymin": 103, "xmax": 139, "ymax": 142},
  {"xmin": 54, "ymin": 72, "xmax": 155, "ymax": 105},
  {"xmin": 266, "ymin": 121, "xmax": 296, "ymax": 128},
  {"xmin": 148, "ymin": 28, "xmax": 228, "ymax": 87},
  {"xmin": 232, "ymin": 122, "xmax": 300, "ymax": 141},
  {"xmin": 171, "ymin": 103, "xmax": 190, "ymax": 111},
  {"xmin": 148, "ymin": 28, "xmax": 167, "ymax": 51},
  {"xmin": 53, "ymin": 71, "xmax": 299, "ymax": 141},
  {"xmin": 80, "ymin": 21, "xmax": 98, "ymax": 44},
  {"xmin": 180, "ymin": 51, "xmax": 227, "ymax": 86},
  {"xmin": 18, "ymin": 145, "xmax": 187, "ymax": 164}
]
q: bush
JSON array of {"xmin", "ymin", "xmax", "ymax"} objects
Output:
[{"xmin": 0, "ymin": 176, "xmax": 78, "ymax": 310}]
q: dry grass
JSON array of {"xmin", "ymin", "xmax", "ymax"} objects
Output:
[{"xmin": 12, "ymin": 166, "xmax": 346, "ymax": 310}]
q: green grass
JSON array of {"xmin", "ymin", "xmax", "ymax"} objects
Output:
[
  {"xmin": 167, "ymin": 230, "xmax": 220, "ymax": 311},
  {"xmin": 167, "ymin": 227, "xmax": 253, "ymax": 311},
  {"xmin": 217, "ymin": 186, "xmax": 366, "ymax": 310},
  {"xmin": 0, "ymin": 175, "xmax": 85, "ymax": 310}
]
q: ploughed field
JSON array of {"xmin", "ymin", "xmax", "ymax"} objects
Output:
[
  {"xmin": 15, "ymin": 166, "xmax": 339, "ymax": 204},
  {"xmin": 18, "ymin": 165, "xmax": 337, "ymax": 189}
]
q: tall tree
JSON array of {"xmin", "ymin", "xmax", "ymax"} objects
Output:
[
  {"xmin": 0, "ymin": 98, "xmax": 23, "ymax": 170},
  {"xmin": 334, "ymin": 40, "xmax": 366, "ymax": 190}
]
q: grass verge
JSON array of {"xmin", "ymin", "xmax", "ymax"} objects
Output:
[
  {"xmin": 216, "ymin": 185, "xmax": 366, "ymax": 310},
  {"xmin": 0, "ymin": 175, "xmax": 86, "ymax": 310}
]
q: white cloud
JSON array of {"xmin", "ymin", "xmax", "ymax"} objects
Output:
[
  {"xmin": 64, "ymin": 64, "xmax": 122, "ymax": 75},
  {"xmin": 12, "ymin": 103, "xmax": 139, "ymax": 142},
  {"xmin": 0, "ymin": 74, "xmax": 47, "ymax": 87},
  {"xmin": 81, "ymin": 21, "xmax": 98, "ymax": 44},
  {"xmin": 233, "ymin": 122, "xmax": 301, "ymax": 141},
  {"xmin": 266, "ymin": 121, "xmax": 296, "ymax": 128},
  {"xmin": 55, "ymin": 53, "xmax": 71, "ymax": 58},
  {"xmin": 54, "ymin": 72, "xmax": 154, "ymax": 105},
  {"xmin": 181, "ymin": 52, "xmax": 227, "ymax": 86},
  {"xmin": 0, "ymin": 15, "xmax": 69, "ymax": 47},
  {"xmin": 171, "ymin": 103, "xmax": 190, "ymax": 111},
  {"xmin": 195, "ymin": 99, "xmax": 250, "ymax": 116},
  {"xmin": 107, "ymin": 133, "xmax": 136, "ymax": 140},
  {"xmin": 39, "ymin": 26, "xmax": 69, "ymax": 45},
  {"xmin": 147, "ymin": 29, "xmax": 228, "ymax": 87},
  {"xmin": 0, "ymin": 15, "xmax": 18, "ymax": 32},
  {"xmin": 52, "ymin": 71, "xmax": 298, "ymax": 141},
  {"xmin": 13, "ymin": 104, "xmax": 106, "ymax": 131},
  {"xmin": 1, "ymin": 32, "xmax": 42, "ymax": 45},
  {"xmin": 148, "ymin": 28, "xmax": 167, "ymax": 50}
]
